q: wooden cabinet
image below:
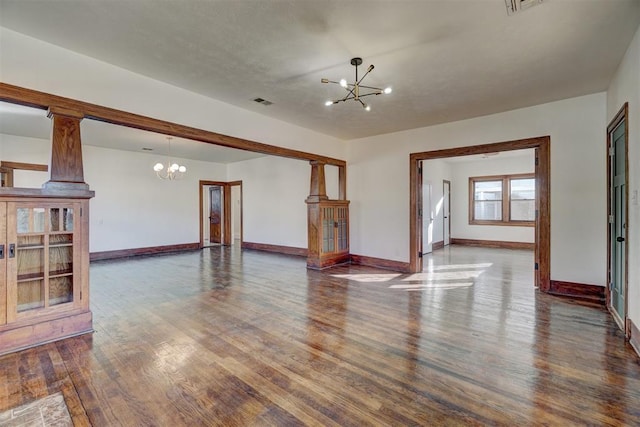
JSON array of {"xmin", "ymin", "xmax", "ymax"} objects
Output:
[
  {"xmin": 0, "ymin": 195, "xmax": 92, "ymax": 356},
  {"xmin": 307, "ymin": 200, "xmax": 350, "ymax": 269}
]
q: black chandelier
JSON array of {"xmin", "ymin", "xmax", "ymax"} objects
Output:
[{"xmin": 321, "ymin": 57, "xmax": 392, "ymax": 111}]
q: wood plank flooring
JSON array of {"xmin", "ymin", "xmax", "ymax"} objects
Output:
[{"xmin": 1, "ymin": 245, "xmax": 639, "ymax": 426}]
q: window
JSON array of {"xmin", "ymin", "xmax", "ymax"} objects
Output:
[{"xmin": 469, "ymin": 174, "xmax": 535, "ymax": 226}]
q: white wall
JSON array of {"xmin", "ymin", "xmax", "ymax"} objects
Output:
[
  {"xmin": 227, "ymin": 156, "xmax": 310, "ymax": 249},
  {"xmin": 448, "ymin": 153, "xmax": 535, "ymax": 243},
  {"xmin": 1, "ymin": 132, "xmax": 227, "ymax": 252},
  {"xmin": 348, "ymin": 93, "xmax": 607, "ymax": 286},
  {"xmin": 607, "ymin": 24, "xmax": 640, "ymax": 327},
  {"xmin": 0, "ymin": 134, "xmax": 49, "ymax": 187}
]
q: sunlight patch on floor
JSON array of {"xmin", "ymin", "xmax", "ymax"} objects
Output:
[
  {"xmin": 331, "ymin": 273, "xmax": 402, "ymax": 283},
  {"xmin": 389, "ymin": 281, "xmax": 474, "ymax": 290}
]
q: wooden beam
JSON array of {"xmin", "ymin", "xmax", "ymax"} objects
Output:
[
  {"xmin": 0, "ymin": 162, "xmax": 48, "ymax": 172},
  {"xmin": 0, "ymin": 82, "xmax": 346, "ymax": 167}
]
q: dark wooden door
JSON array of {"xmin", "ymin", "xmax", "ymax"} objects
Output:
[{"xmin": 209, "ymin": 186, "xmax": 222, "ymax": 244}]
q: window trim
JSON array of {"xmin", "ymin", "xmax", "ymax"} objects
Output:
[{"xmin": 469, "ymin": 173, "xmax": 535, "ymax": 227}]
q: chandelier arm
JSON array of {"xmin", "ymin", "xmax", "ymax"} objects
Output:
[
  {"xmin": 357, "ymin": 85, "xmax": 383, "ymax": 91},
  {"xmin": 356, "ymin": 92, "xmax": 384, "ymax": 99},
  {"xmin": 356, "ymin": 68, "xmax": 374, "ymax": 86},
  {"xmin": 357, "ymin": 99, "xmax": 367, "ymax": 109}
]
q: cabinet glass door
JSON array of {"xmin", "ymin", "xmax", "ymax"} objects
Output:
[
  {"xmin": 12, "ymin": 204, "xmax": 75, "ymax": 314},
  {"xmin": 49, "ymin": 207, "xmax": 74, "ymax": 306},
  {"xmin": 16, "ymin": 207, "xmax": 46, "ymax": 312}
]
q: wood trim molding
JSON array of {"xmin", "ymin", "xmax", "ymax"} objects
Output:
[
  {"xmin": 409, "ymin": 136, "xmax": 550, "ymax": 292},
  {"xmin": 548, "ymin": 280, "xmax": 605, "ymax": 306},
  {"xmin": 450, "ymin": 238, "xmax": 534, "ymax": 250},
  {"xmin": 90, "ymin": 243, "xmax": 200, "ymax": 262},
  {"xmin": 629, "ymin": 318, "xmax": 640, "ymax": 359},
  {"xmin": 350, "ymin": 254, "xmax": 412, "ymax": 273},
  {"xmin": 432, "ymin": 240, "xmax": 444, "ymax": 250},
  {"xmin": 0, "ymin": 161, "xmax": 48, "ymax": 172},
  {"xmin": 242, "ymin": 241, "xmax": 308, "ymax": 257},
  {"xmin": 0, "ymin": 83, "xmax": 346, "ymax": 167}
]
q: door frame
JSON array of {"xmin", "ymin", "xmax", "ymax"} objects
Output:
[
  {"xmin": 409, "ymin": 136, "xmax": 551, "ymax": 291},
  {"xmin": 199, "ymin": 180, "xmax": 242, "ymax": 248},
  {"xmin": 606, "ymin": 103, "xmax": 629, "ymax": 336}
]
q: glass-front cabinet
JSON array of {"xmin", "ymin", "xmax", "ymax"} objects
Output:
[
  {"xmin": 0, "ymin": 197, "xmax": 91, "ymax": 355},
  {"xmin": 10, "ymin": 203, "xmax": 78, "ymax": 318},
  {"xmin": 5, "ymin": 202, "xmax": 81, "ymax": 322},
  {"xmin": 307, "ymin": 199, "xmax": 350, "ymax": 269}
]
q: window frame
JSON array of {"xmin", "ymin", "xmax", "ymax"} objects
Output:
[{"xmin": 469, "ymin": 173, "xmax": 535, "ymax": 227}]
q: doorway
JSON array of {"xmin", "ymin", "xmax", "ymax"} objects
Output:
[
  {"xmin": 199, "ymin": 180, "xmax": 242, "ymax": 248},
  {"xmin": 607, "ymin": 103, "xmax": 628, "ymax": 335},
  {"xmin": 421, "ymin": 171, "xmax": 433, "ymax": 255},
  {"xmin": 409, "ymin": 136, "xmax": 550, "ymax": 290},
  {"xmin": 443, "ymin": 180, "xmax": 451, "ymax": 246}
]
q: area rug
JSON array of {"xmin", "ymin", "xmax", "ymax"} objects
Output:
[{"xmin": 0, "ymin": 392, "xmax": 72, "ymax": 427}]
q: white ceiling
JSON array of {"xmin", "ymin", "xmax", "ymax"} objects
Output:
[{"xmin": 1, "ymin": 0, "xmax": 639, "ymax": 144}]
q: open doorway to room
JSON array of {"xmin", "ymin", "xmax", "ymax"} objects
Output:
[
  {"xmin": 410, "ymin": 136, "xmax": 550, "ymax": 291},
  {"xmin": 199, "ymin": 180, "xmax": 242, "ymax": 248}
]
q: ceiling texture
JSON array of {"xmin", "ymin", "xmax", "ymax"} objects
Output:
[{"xmin": 1, "ymin": 0, "xmax": 640, "ymax": 152}]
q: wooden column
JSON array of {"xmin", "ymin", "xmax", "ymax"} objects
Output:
[
  {"xmin": 338, "ymin": 165, "xmax": 347, "ymax": 201},
  {"xmin": 306, "ymin": 161, "xmax": 350, "ymax": 269},
  {"xmin": 307, "ymin": 161, "xmax": 326, "ymax": 268},
  {"xmin": 307, "ymin": 161, "xmax": 328, "ymax": 203},
  {"xmin": 43, "ymin": 106, "xmax": 89, "ymax": 192}
]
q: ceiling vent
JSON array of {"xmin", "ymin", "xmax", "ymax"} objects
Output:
[
  {"xmin": 505, "ymin": 0, "xmax": 543, "ymax": 15},
  {"xmin": 253, "ymin": 98, "xmax": 273, "ymax": 106}
]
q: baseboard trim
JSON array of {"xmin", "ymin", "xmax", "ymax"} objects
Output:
[
  {"xmin": 242, "ymin": 241, "xmax": 308, "ymax": 257},
  {"xmin": 629, "ymin": 319, "xmax": 640, "ymax": 359},
  {"xmin": 451, "ymin": 238, "xmax": 534, "ymax": 250},
  {"xmin": 90, "ymin": 242, "xmax": 200, "ymax": 261},
  {"xmin": 350, "ymin": 254, "xmax": 411, "ymax": 273},
  {"xmin": 432, "ymin": 240, "xmax": 445, "ymax": 250},
  {"xmin": 548, "ymin": 280, "xmax": 605, "ymax": 305}
]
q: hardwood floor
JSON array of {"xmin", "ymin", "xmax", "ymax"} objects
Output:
[{"xmin": 1, "ymin": 245, "xmax": 639, "ymax": 426}]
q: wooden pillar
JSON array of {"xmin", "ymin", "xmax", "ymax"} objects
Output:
[
  {"xmin": 338, "ymin": 165, "xmax": 347, "ymax": 200},
  {"xmin": 43, "ymin": 106, "xmax": 89, "ymax": 191},
  {"xmin": 306, "ymin": 161, "xmax": 328, "ymax": 203}
]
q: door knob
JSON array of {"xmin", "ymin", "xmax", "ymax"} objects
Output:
[{"xmin": 616, "ymin": 236, "xmax": 625, "ymax": 242}]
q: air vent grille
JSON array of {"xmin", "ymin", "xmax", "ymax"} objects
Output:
[
  {"xmin": 505, "ymin": 0, "xmax": 543, "ymax": 15},
  {"xmin": 253, "ymin": 98, "xmax": 273, "ymax": 106}
]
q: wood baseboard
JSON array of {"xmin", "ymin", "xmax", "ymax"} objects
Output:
[
  {"xmin": 0, "ymin": 311, "xmax": 93, "ymax": 357},
  {"xmin": 350, "ymin": 254, "xmax": 411, "ymax": 273},
  {"xmin": 450, "ymin": 238, "xmax": 534, "ymax": 250},
  {"xmin": 90, "ymin": 243, "xmax": 200, "ymax": 261},
  {"xmin": 432, "ymin": 240, "xmax": 445, "ymax": 250},
  {"xmin": 548, "ymin": 280, "xmax": 605, "ymax": 305},
  {"xmin": 630, "ymin": 319, "xmax": 640, "ymax": 359},
  {"xmin": 242, "ymin": 241, "xmax": 308, "ymax": 257}
]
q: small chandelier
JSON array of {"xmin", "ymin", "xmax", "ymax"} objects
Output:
[
  {"xmin": 153, "ymin": 136, "xmax": 186, "ymax": 180},
  {"xmin": 321, "ymin": 57, "xmax": 392, "ymax": 111}
]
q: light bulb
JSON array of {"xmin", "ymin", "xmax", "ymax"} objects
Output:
[
  {"xmin": 153, "ymin": 163, "xmax": 164, "ymax": 172},
  {"xmin": 365, "ymin": 105, "xmax": 371, "ymax": 111},
  {"xmin": 339, "ymin": 79, "xmax": 347, "ymax": 88},
  {"xmin": 179, "ymin": 166, "xmax": 186, "ymax": 173},
  {"xmin": 384, "ymin": 87, "xmax": 392, "ymax": 94},
  {"xmin": 325, "ymin": 100, "xmax": 333, "ymax": 106}
]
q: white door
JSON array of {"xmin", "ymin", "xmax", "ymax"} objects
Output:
[
  {"xmin": 422, "ymin": 179, "xmax": 433, "ymax": 254},
  {"xmin": 443, "ymin": 180, "xmax": 451, "ymax": 246}
]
